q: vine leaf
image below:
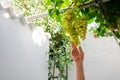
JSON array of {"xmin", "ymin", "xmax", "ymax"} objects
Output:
[
  {"xmin": 87, "ymin": 18, "xmax": 94, "ymax": 24},
  {"xmin": 45, "ymin": 0, "xmax": 52, "ymax": 6}
]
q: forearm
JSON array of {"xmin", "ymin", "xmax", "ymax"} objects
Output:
[{"xmin": 75, "ymin": 62, "xmax": 85, "ymax": 80}]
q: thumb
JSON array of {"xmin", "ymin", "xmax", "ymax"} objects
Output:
[{"xmin": 78, "ymin": 46, "xmax": 84, "ymax": 54}]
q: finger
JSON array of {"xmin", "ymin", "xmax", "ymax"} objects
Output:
[
  {"xmin": 79, "ymin": 46, "xmax": 83, "ymax": 53},
  {"xmin": 78, "ymin": 46, "xmax": 82, "ymax": 51},
  {"xmin": 78, "ymin": 46, "xmax": 84, "ymax": 60}
]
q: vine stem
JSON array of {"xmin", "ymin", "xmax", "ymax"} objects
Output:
[
  {"xmin": 78, "ymin": 1, "xmax": 95, "ymax": 9},
  {"xmin": 53, "ymin": 60, "xmax": 55, "ymax": 80},
  {"xmin": 65, "ymin": 50, "xmax": 68, "ymax": 80},
  {"xmin": 66, "ymin": 63, "xmax": 68, "ymax": 80}
]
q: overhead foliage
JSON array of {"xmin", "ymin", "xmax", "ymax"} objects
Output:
[{"xmin": 45, "ymin": 0, "xmax": 120, "ymax": 45}]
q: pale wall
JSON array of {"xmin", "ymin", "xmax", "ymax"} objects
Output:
[
  {"xmin": 0, "ymin": 11, "xmax": 48, "ymax": 80},
  {"xmin": 68, "ymin": 33, "xmax": 120, "ymax": 80}
]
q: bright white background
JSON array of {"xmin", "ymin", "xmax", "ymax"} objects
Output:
[{"xmin": 0, "ymin": 11, "xmax": 49, "ymax": 80}]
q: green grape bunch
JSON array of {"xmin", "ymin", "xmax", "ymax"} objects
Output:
[
  {"xmin": 63, "ymin": 9, "xmax": 87, "ymax": 46},
  {"xmin": 73, "ymin": 18, "xmax": 87, "ymax": 40}
]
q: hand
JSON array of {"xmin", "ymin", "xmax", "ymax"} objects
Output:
[{"xmin": 71, "ymin": 42, "xmax": 84, "ymax": 64}]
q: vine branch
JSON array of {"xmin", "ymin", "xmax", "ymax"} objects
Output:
[
  {"xmin": 94, "ymin": 0, "xmax": 106, "ymax": 18},
  {"xmin": 78, "ymin": 1, "xmax": 95, "ymax": 9}
]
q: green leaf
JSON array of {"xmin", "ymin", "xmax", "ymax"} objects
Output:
[
  {"xmin": 95, "ymin": 15, "xmax": 103, "ymax": 23},
  {"xmin": 55, "ymin": 9, "xmax": 60, "ymax": 15},
  {"xmin": 79, "ymin": 0, "xmax": 85, "ymax": 3},
  {"xmin": 85, "ymin": 8, "xmax": 89, "ymax": 14},
  {"xmin": 88, "ymin": 10, "xmax": 97, "ymax": 19},
  {"xmin": 61, "ymin": 0, "xmax": 70, "ymax": 8},
  {"xmin": 80, "ymin": 9, "xmax": 85, "ymax": 14},
  {"xmin": 95, "ymin": 24, "xmax": 108, "ymax": 37},
  {"xmin": 45, "ymin": 0, "xmax": 52, "ymax": 6},
  {"xmin": 80, "ymin": 8, "xmax": 90, "ymax": 17},
  {"xmin": 107, "ymin": 16, "xmax": 117, "ymax": 25},
  {"xmin": 48, "ymin": 8, "xmax": 62, "ymax": 22},
  {"xmin": 114, "ymin": 31, "xmax": 120, "ymax": 39},
  {"xmin": 56, "ymin": 14, "xmax": 62, "ymax": 22},
  {"xmin": 55, "ymin": 0, "xmax": 64, "ymax": 8},
  {"xmin": 48, "ymin": 8, "xmax": 54, "ymax": 18},
  {"xmin": 87, "ymin": 18, "xmax": 94, "ymax": 24}
]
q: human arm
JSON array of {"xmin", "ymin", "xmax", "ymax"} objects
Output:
[{"xmin": 71, "ymin": 42, "xmax": 85, "ymax": 80}]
